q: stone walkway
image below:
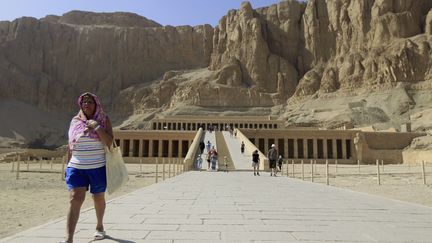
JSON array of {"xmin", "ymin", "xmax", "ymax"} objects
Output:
[{"xmin": 2, "ymin": 171, "xmax": 432, "ymax": 242}]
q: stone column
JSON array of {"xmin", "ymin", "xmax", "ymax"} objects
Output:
[
  {"xmin": 284, "ymin": 139, "xmax": 288, "ymax": 159},
  {"xmin": 303, "ymin": 139, "xmax": 308, "ymax": 159},
  {"xmin": 264, "ymin": 139, "xmax": 269, "ymax": 155},
  {"xmin": 158, "ymin": 139, "xmax": 163, "ymax": 157},
  {"xmin": 342, "ymin": 139, "xmax": 347, "ymax": 159},
  {"xmin": 332, "ymin": 138, "xmax": 337, "ymax": 159},
  {"xmin": 129, "ymin": 140, "xmax": 134, "ymax": 157},
  {"xmin": 179, "ymin": 141, "xmax": 183, "ymax": 158},
  {"xmin": 168, "ymin": 140, "xmax": 173, "ymax": 158},
  {"xmin": 138, "ymin": 140, "xmax": 143, "ymax": 157},
  {"xmin": 323, "ymin": 139, "xmax": 328, "ymax": 158},
  {"xmin": 293, "ymin": 139, "xmax": 298, "ymax": 159},
  {"xmin": 313, "ymin": 138, "xmax": 318, "ymax": 159},
  {"xmin": 149, "ymin": 140, "xmax": 154, "ymax": 157}
]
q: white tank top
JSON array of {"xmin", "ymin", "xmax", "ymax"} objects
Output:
[{"xmin": 69, "ymin": 135, "xmax": 106, "ymax": 169}]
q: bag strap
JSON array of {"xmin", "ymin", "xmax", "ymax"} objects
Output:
[{"xmin": 112, "ymin": 139, "xmax": 118, "ymax": 148}]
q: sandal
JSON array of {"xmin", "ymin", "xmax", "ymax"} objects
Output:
[{"xmin": 93, "ymin": 230, "xmax": 106, "ymax": 240}]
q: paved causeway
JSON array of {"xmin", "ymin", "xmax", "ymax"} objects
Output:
[{"xmin": 2, "ymin": 171, "xmax": 432, "ymax": 242}]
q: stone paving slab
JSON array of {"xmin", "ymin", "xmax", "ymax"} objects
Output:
[{"xmin": 2, "ymin": 171, "xmax": 432, "ymax": 242}]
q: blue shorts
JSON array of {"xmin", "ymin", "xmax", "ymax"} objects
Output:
[{"xmin": 65, "ymin": 166, "xmax": 107, "ymax": 194}]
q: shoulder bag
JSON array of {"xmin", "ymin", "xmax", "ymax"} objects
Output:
[{"xmin": 105, "ymin": 141, "xmax": 129, "ymax": 194}]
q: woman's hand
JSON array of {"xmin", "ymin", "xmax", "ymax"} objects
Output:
[{"xmin": 86, "ymin": 120, "xmax": 99, "ymax": 130}]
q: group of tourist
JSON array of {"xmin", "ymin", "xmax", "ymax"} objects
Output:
[
  {"xmin": 251, "ymin": 144, "xmax": 283, "ymax": 176},
  {"xmin": 197, "ymin": 140, "xmax": 218, "ymax": 171}
]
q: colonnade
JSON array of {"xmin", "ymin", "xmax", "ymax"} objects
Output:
[
  {"xmin": 114, "ymin": 138, "xmax": 193, "ymax": 158},
  {"xmin": 251, "ymin": 137, "xmax": 352, "ymax": 160},
  {"xmin": 151, "ymin": 121, "xmax": 279, "ymax": 131}
]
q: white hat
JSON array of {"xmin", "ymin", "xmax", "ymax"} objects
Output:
[{"xmin": 271, "ymin": 144, "xmax": 275, "ymax": 148}]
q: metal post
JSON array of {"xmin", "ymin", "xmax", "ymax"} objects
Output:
[
  {"xmin": 376, "ymin": 159, "xmax": 381, "ymax": 186},
  {"xmin": 422, "ymin": 160, "xmax": 427, "ymax": 185},
  {"xmin": 16, "ymin": 155, "xmax": 21, "ymax": 180},
  {"xmin": 326, "ymin": 159, "xmax": 329, "ymax": 185},
  {"xmin": 280, "ymin": 159, "xmax": 283, "ymax": 176},
  {"xmin": 162, "ymin": 157, "xmax": 166, "ymax": 181},
  {"xmin": 292, "ymin": 160, "xmax": 295, "ymax": 178},
  {"xmin": 61, "ymin": 156, "xmax": 65, "ymax": 181},
  {"xmin": 310, "ymin": 160, "xmax": 314, "ymax": 182},
  {"xmin": 335, "ymin": 159, "xmax": 338, "ymax": 175},
  {"xmin": 314, "ymin": 160, "xmax": 317, "ymax": 174},
  {"xmin": 357, "ymin": 159, "xmax": 360, "ymax": 174},
  {"xmin": 301, "ymin": 160, "xmax": 304, "ymax": 180},
  {"xmin": 155, "ymin": 158, "xmax": 159, "ymax": 183},
  {"xmin": 182, "ymin": 160, "xmax": 185, "ymax": 173},
  {"xmin": 168, "ymin": 158, "xmax": 171, "ymax": 178},
  {"xmin": 11, "ymin": 156, "xmax": 15, "ymax": 172},
  {"xmin": 286, "ymin": 158, "xmax": 289, "ymax": 177}
]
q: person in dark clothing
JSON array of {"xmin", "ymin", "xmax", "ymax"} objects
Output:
[
  {"xmin": 277, "ymin": 155, "xmax": 283, "ymax": 174},
  {"xmin": 252, "ymin": 150, "xmax": 260, "ymax": 176},
  {"xmin": 240, "ymin": 141, "xmax": 245, "ymax": 154},
  {"xmin": 199, "ymin": 141, "xmax": 205, "ymax": 154},
  {"xmin": 267, "ymin": 144, "xmax": 278, "ymax": 176}
]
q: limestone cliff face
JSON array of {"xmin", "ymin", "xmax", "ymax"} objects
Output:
[
  {"xmin": 0, "ymin": 11, "xmax": 213, "ymax": 113},
  {"xmin": 295, "ymin": 0, "xmax": 432, "ymax": 95},
  {"xmin": 205, "ymin": 0, "xmax": 432, "ymax": 106},
  {"xmin": 210, "ymin": 1, "xmax": 301, "ymax": 98},
  {"xmin": 2, "ymin": 1, "xmax": 432, "ymax": 147}
]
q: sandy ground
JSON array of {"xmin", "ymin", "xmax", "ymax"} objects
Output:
[
  {"xmin": 0, "ymin": 161, "xmax": 431, "ymax": 239},
  {"xmin": 0, "ymin": 162, "xmax": 160, "ymax": 239}
]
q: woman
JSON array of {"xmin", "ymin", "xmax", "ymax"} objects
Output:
[
  {"xmin": 63, "ymin": 92, "xmax": 113, "ymax": 243},
  {"xmin": 210, "ymin": 146, "xmax": 218, "ymax": 171}
]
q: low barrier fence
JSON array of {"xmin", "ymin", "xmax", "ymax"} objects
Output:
[
  {"xmin": 277, "ymin": 159, "xmax": 430, "ymax": 186},
  {"xmin": 6, "ymin": 153, "xmax": 187, "ymax": 184}
]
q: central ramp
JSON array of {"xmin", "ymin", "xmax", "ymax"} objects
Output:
[
  {"xmin": 222, "ymin": 131, "xmax": 252, "ymax": 170},
  {"xmin": 5, "ymin": 172, "xmax": 432, "ymax": 242}
]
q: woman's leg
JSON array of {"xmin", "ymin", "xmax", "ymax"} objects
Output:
[
  {"xmin": 66, "ymin": 187, "xmax": 86, "ymax": 242},
  {"xmin": 92, "ymin": 192, "xmax": 106, "ymax": 232}
]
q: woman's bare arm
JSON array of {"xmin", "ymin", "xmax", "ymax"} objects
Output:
[{"xmin": 95, "ymin": 118, "xmax": 114, "ymax": 147}]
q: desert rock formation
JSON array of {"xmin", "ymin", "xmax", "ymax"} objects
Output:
[
  {"xmin": 0, "ymin": 11, "xmax": 213, "ymax": 113},
  {"xmin": 1, "ymin": 0, "xmax": 432, "ymax": 147}
]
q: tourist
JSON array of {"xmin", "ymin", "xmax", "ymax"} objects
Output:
[
  {"xmin": 277, "ymin": 155, "xmax": 284, "ymax": 175},
  {"xmin": 210, "ymin": 146, "xmax": 218, "ymax": 171},
  {"xmin": 206, "ymin": 140, "xmax": 211, "ymax": 153},
  {"xmin": 252, "ymin": 150, "xmax": 260, "ymax": 176},
  {"xmin": 196, "ymin": 155, "xmax": 203, "ymax": 170},
  {"xmin": 63, "ymin": 92, "xmax": 113, "ymax": 242},
  {"xmin": 267, "ymin": 144, "xmax": 278, "ymax": 176},
  {"xmin": 240, "ymin": 141, "xmax": 245, "ymax": 154},
  {"xmin": 206, "ymin": 150, "xmax": 211, "ymax": 170},
  {"xmin": 199, "ymin": 141, "xmax": 205, "ymax": 154},
  {"xmin": 223, "ymin": 156, "xmax": 229, "ymax": 172}
]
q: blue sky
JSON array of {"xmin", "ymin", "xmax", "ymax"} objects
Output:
[{"xmin": 0, "ymin": 0, "xmax": 286, "ymax": 26}]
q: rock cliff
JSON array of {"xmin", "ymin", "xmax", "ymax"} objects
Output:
[
  {"xmin": 1, "ymin": 1, "xmax": 432, "ymax": 147},
  {"xmin": 0, "ymin": 11, "xmax": 213, "ymax": 114}
]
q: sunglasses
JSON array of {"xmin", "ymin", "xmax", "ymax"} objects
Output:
[{"xmin": 81, "ymin": 100, "xmax": 95, "ymax": 105}]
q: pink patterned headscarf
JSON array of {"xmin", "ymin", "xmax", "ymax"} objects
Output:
[{"xmin": 68, "ymin": 92, "xmax": 107, "ymax": 149}]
